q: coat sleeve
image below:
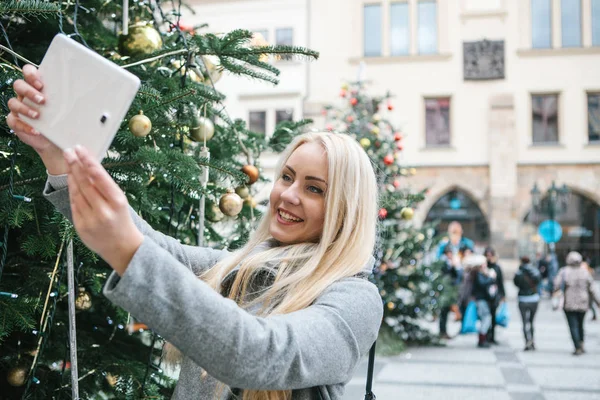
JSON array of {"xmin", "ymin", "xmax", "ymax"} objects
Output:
[
  {"xmin": 43, "ymin": 178, "xmax": 228, "ymax": 275},
  {"xmin": 553, "ymin": 268, "xmax": 565, "ymax": 291},
  {"xmin": 496, "ymin": 266, "xmax": 506, "ymax": 298},
  {"xmin": 103, "ymin": 236, "xmax": 383, "ymax": 390}
]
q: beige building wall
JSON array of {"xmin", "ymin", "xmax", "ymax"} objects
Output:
[
  {"xmin": 187, "ymin": 0, "xmax": 600, "ymax": 260},
  {"xmin": 306, "ymin": 0, "xmax": 600, "ymax": 259}
]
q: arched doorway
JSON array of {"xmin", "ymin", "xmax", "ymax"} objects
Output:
[
  {"xmin": 424, "ymin": 189, "xmax": 490, "ymax": 248},
  {"xmin": 522, "ymin": 191, "xmax": 600, "ymax": 267}
]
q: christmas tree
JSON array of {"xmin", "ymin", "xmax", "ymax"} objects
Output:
[
  {"xmin": 322, "ymin": 80, "xmax": 454, "ymax": 351},
  {"xmin": 0, "ymin": 0, "xmax": 317, "ymax": 398}
]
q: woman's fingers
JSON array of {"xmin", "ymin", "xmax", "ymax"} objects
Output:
[
  {"xmin": 7, "ymin": 97, "xmax": 40, "ymax": 119},
  {"xmin": 74, "ymin": 146, "xmax": 127, "ymax": 208},
  {"xmin": 6, "ymin": 113, "xmax": 38, "ymax": 135},
  {"xmin": 22, "ymin": 64, "xmax": 43, "ymax": 90},
  {"xmin": 65, "ymin": 148, "xmax": 113, "ymax": 213},
  {"xmin": 68, "ymin": 173, "xmax": 93, "ymax": 217},
  {"xmin": 13, "ymin": 79, "xmax": 44, "ymax": 106}
]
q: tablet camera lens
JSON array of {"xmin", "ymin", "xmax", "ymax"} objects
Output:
[{"xmin": 100, "ymin": 114, "xmax": 108, "ymax": 124}]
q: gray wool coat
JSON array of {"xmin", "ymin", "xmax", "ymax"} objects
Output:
[{"xmin": 44, "ymin": 174, "xmax": 383, "ymax": 399}]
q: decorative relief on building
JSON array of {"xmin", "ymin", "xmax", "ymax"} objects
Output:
[{"xmin": 463, "ymin": 40, "xmax": 504, "ymax": 80}]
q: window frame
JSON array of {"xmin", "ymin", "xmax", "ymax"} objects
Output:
[
  {"xmin": 424, "ymin": 96, "xmax": 452, "ymax": 148},
  {"xmin": 531, "ymin": 0, "xmax": 553, "ymax": 49},
  {"xmin": 417, "ymin": 0, "xmax": 439, "ymax": 55},
  {"xmin": 560, "ymin": 0, "xmax": 583, "ymax": 48},
  {"xmin": 530, "ymin": 92, "xmax": 561, "ymax": 145},
  {"xmin": 390, "ymin": 1, "xmax": 410, "ymax": 56},
  {"xmin": 587, "ymin": 91, "xmax": 600, "ymax": 143},
  {"xmin": 363, "ymin": 3, "xmax": 383, "ymax": 57},
  {"xmin": 248, "ymin": 110, "xmax": 267, "ymax": 134}
]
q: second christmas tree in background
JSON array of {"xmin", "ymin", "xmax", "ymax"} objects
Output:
[{"xmin": 323, "ymin": 80, "xmax": 455, "ymax": 352}]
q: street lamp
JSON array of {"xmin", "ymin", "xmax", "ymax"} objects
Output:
[{"xmin": 530, "ymin": 181, "xmax": 570, "ymax": 289}]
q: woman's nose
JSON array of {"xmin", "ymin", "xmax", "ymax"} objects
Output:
[{"xmin": 280, "ymin": 183, "xmax": 301, "ymax": 205}]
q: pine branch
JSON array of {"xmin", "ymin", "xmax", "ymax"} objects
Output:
[{"xmin": 0, "ymin": 0, "xmax": 61, "ymax": 16}]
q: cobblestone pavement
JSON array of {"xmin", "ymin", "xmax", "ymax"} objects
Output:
[{"xmin": 344, "ymin": 282, "xmax": 600, "ymax": 400}]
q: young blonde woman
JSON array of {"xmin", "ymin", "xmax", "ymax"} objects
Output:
[{"xmin": 8, "ymin": 65, "xmax": 383, "ymax": 400}]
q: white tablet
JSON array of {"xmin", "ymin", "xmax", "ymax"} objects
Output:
[{"xmin": 20, "ymin": 34, "xmax": 141, "ymax": 161}]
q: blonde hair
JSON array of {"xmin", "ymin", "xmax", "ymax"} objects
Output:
[{"xmin": 168, "ymin": 132, "xmax": 379, "ymax": 400}]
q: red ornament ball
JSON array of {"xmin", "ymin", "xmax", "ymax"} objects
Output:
[
  {"xmin": 350, "ymin": 98, "xmax": 358, "ymax": 106},
  {"xmin": 383, "ymin": 155, "xmax": 394, "ymax": 165},
  {"xmin": 340, "ymin": 89, "xmax": 347, "ymax": 98},
  {"xmin": 374, "ymin": 141, "xmax": 381, "ymax": 148},
  {"xmin": 378, "ymin": 208, "xmax": 388, "ymax": 219},
  {"xmin": 387, "ymin": 103, "xmax": 394, "ymax": 111},
  {"xmin": 393, "ymin": 179, "xmax": 401, "ymax": 188},
  {"xmin": 321, "ymin": 109, "xmax": 327, "ymax": 116},
  {"xmin": 326, "ymin": 124, "xmax": 334, "ymax": 131},
  {"xmin": 397, "ymin": 142, "xmax": 404, "ymax": 150},
  {"xmin": 394, "ymin": 132, "xmax": 403, "ymax": 141},
  {"xmin": 346, "ymin": 115, "xmax": 354, "ymax": 123}
]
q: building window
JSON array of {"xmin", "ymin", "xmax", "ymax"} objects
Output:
[
  {"xmin": 364, "ymin": 4, "xmax": 382, "ymax": 56},
  {"xmin": 275, "ymin": 109, "xmax": 293, "ymax": 125},
  {"xmin": 390, "ymin": 2, "xmax": 410, "ymax": 56},
  {"xmin": 531, "ymin": 0, "xmax": 552, "ymax": 48},
  {"xmin": 418, "ymin": 0, "xmax": 438, "ymax": 54},
  {"xmin": 249, "ymin": 111, "xmax": 266, "ymax": 134},
  {"xmin": 425, "ymin": 97, "xmax": 450, "ymax": 146},
  {"xmin": 275, "ymin": 28, "xmax": 293, "ymax": 60},
  {"xmin": 561, "ymin": 0, "xmax": 582, "ymax": 47},
  {"xmin": 532, "ymin": 94, "xmax": 559, "ymax": 144},
  {"xmin": 588, "ymin": 93, "xmax": 600, "ymax": 142},
  {"xmin": 593, "ymin": 0, "xmax": 600, "ymax": 46}
]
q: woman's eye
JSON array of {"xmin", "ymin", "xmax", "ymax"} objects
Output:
[
  {"xmin": 282, "ymin": 174, "xmax": 292, "ymax": 182},
  {"xmin": 308, "ymin": 186, "xmax": 323, "ymax": 194}
]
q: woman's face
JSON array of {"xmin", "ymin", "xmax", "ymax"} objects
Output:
[{"xmin": 269, "ymin": 142, "xmax": 328, "ymax": 244}]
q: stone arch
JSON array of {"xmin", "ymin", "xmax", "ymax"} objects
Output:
[
  {"xmin": 419, "ymin": 186, "xmax": 491, "ymax": 246},
  {"xmin": 519, "ymin": 184, "xmax": 600, "ymax": 266},
  {"xmin": 415, "ymin": 183, "xmax": 488, "ymax": 228},
  {"xmin": 518, "ymin": 183, "xmax": 600, "ymax": 223}
]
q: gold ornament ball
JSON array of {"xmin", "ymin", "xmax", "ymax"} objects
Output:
[
  {"xmin": 387, "ymin": 302, "xmax": 395, "ymax": 310},
  {"xmin": 372, "ymin": 113, "xmax": 382, "ymax": 122},
  {"xmin": 118, "ymin": 22, "xmax": 163, "ymax": 57},
  {"xmin": 206, "ymin": 203, "xmax": 224, "ymax": 223},
  {"xmin": 235, "ymin": 186, "xmax": 250, "ymax": 199},
  {"xmin": 371, "ymin": 126, "xmax": 380, "ymax": 135},
  {"xmin": 241, "ymin": 165, "xmax": 260, "ymax": 185},
  {"xmin": 244, "ymin": 196, "xmax": 258, "ymax": 208},
  {"xmin": 400, "ymin": 168, "xmax": 408, "ymax": 176},
  {"xmin": 359, "ymin": 138, "xmax": 371, "ymax": 148},
  {"xmin": 400, "ymin": 207, "xmax": 414, "ymax": 220},
  {"xmin": 7, "ymin": 365, "xmax": 28, "ymax": 387},
  {"xmin": 416, "ymin": 233, "xmax": 425, "ymax": 242},
  {"xmin": 190, "ymin": 117, "xmax": 215, "ymax": 142},
  {"xmin": 75, "ymin": 287, "xmax": 92, "ymax": 311},
  {"xmin": 129, "ymin": 111, "xmax": 152, "ymax": 138},
  {"xmin": 409, "ymin": 167, "xmax": 417, "ymax": 175},
  {"xmin": 219, "ymin": 190, "xmax": 243, "ymax": 217}
]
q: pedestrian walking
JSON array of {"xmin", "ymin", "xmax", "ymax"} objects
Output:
[
  {"xmin": 465, "ymin": 254, "xmax": 496, "ymax": 348},
  {"xmin": 485, "ymin": 247, "xmax": 505, "ymax": 344},
  {"xmin": 514, "ymin": 256, "xmax": 541, "ymax": 351}
]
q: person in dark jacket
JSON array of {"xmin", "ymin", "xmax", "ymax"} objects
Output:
[
  {"xmin": 514, "ymin": 256, "xmax": 542, "ymax": 351},
  {"xmin": 485, "ymin": 247, "xmax": 505, "ymax": 344},
  {"xmin": 465, "ymin": 254, "xmax": 497, "ymax": 348},
  {"xmin": 439, "ymin": 247, "xmax": 460, "ymax": 339}
]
